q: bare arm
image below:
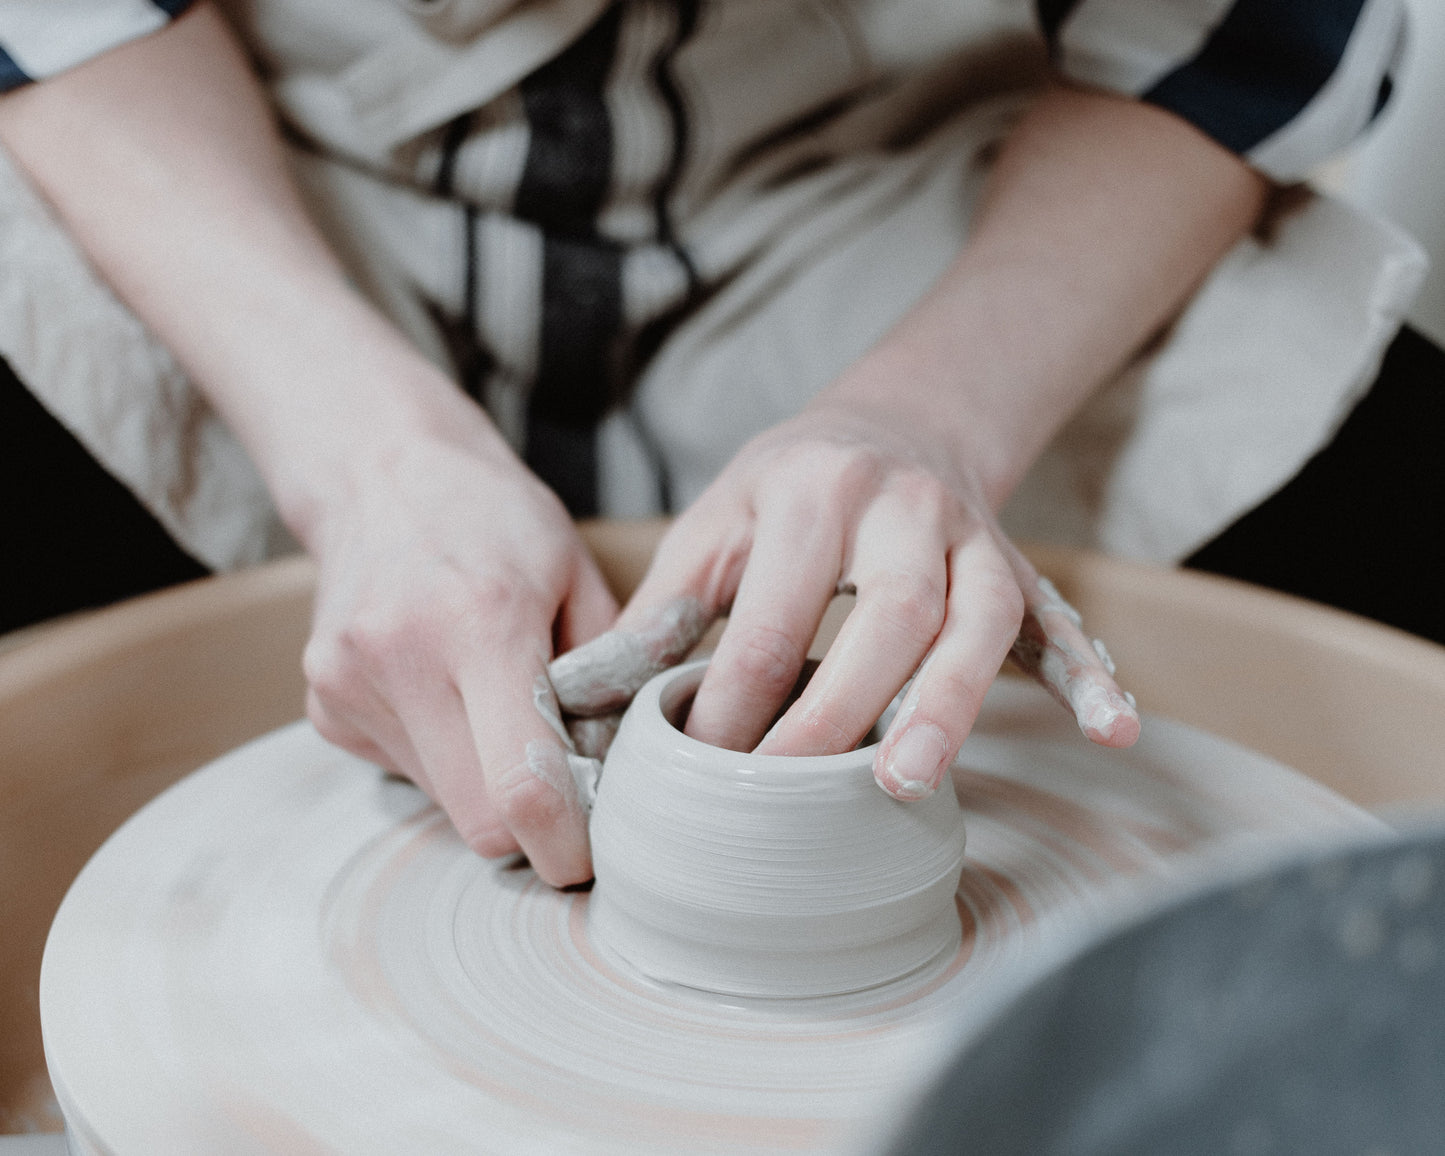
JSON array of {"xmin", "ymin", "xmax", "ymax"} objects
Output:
[
  {"xmin": 830, "ymin": 83, "xmax": 1269, "ymax": 509},
  {"xmin": 0, "ymin": 3, "xmax": 459, "ymax": 534},
  {"xmin": 0, "ymin": 3, "xmax": 616, "ymax": 885},
  {"xmin": 623, "ymin": 82, "xmax": 1267, "ymax": 793}
]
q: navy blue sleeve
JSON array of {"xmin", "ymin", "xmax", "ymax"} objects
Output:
[{"xmin": 1037, "ymin": 0, "xmax": 1407, "ymax": 180}]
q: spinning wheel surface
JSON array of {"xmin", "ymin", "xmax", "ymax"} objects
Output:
[{"xmin": 41, "ymin": 680, "xmax": 1375, "ymax": 1154}]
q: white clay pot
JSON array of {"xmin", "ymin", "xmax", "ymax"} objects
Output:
[{"xmin": 588, "ymin": 660, "xmax": 967, "ymax": 998}]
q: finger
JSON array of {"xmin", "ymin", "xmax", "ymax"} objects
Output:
[
  {"xmin": 685, "ymin": 504, "xmax": 844, "ymax": 752},
  {"xmin": 458, "ymin": 647, "xmax": 593, "ymax": 886},
  {"xmin": 305, "ymin": 688, "xmax": 400, "ymax": 771},
  {"xmin": 618, "ymin": 496, "xmax": 751, "ymax": 627},
  {"xmin": 873, "ymin": 535, "xmax": 1024, "ymax": 800},
  {"xmin": 756, "ymin": 501, "xmax": 946, "ymax": 757},
  {"xmin": 547, "ymin": 501, "xmax": 760, "ymax": 717},
  {"xmin": 386, "ymin": 677, "xmax": 522, "ymax": 858},
  {"xmin": 547, "ymin": 594, "xmax": 713, "ymax": 717},
  {"xmin": 303, "ymin": 657, "xmax": 431, "ymax": 783},
  {"xmin": 554, "ymin": 552, "xmax": 621, "ymax": 654},
  {"xmin": 309, "ymin": 689, "xmax": 520, "ymax": 832},
  {"xmin": 1001, "ymin": 545, "xmax": 1141, "ymax": 748}
]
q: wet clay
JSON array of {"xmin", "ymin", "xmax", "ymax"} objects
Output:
[{"xmin": 588, "ymin": 661, "xmax": 968, "ymax": 998}]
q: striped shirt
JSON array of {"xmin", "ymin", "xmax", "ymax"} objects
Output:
[{"xmin": 0, "ymin": 0, "xmax": 1410, "ymax": 517}]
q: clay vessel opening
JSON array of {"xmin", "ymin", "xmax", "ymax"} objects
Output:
[{"xmin": 659, "ymin": 659, "xmax": 881, "ymax": 751}]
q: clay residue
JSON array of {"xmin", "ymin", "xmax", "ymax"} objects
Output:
[
  {"xmin": 1011, "ymin": 577, "xmax": 1138, "ymax": 745},
  {"xmin": 567, "ymin": 712, "xmax": 622, "ymax": 761},
  {"xmin": 1041, "ymin": 647, "xmax": 1129, "ymax": 740},
  {"xmin": 566, "ymin": 753, "xmax": 602, "ymax": 811},
  {"xmin": 874, "ymin": 668, "xmax": 934, "ymax": 800},
  {"xmin": 1090, "ymin": 637, "xmax": 1117, "ymax": 676},
  {"xmin": 529, "ymin": 674, "xmax": 604, "ymax": 812},
  {"xmin": 532, "ymin": 673, "xmax": 572, "ymax": 747},
  {"xmin": 548, "ymin": 596, "xmax": 711, "ymax": 717},
  {"xmin": 522, "ymin": 740, "xmax": 586, "ymax": 815},
  {"xmin": 1034, "ymin": 577, "xmax": 1082, "ymax": 626}
]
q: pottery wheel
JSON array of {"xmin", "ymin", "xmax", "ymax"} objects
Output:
[{"xmin": 42, "ymin": 680, "xmax": 1376, "ymax": 1154}]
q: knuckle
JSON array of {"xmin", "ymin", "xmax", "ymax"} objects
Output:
[
  {"xmin": 302, "ymin": 636, "xmax": 361, "ymax": 705},
  {"xmin": 796, "ymin": 705, "xmax": 864, "ymax": 755},
  {"xmin": 492, "ymin": 764, "xmax": 570, "ymax": 838},
  {"xmin": 820, "ymin": 449, "xmax": 885, "ymax": 506},
  {"xmin": 336, "ymin": 607, "xmax": 416, "ymax": 672},
  {"xmin": 871, "ymin": 572, "xmax": 947, "ymax": 648},
  {"xmin": 463, "ymin": 572, "xmax": 524, "ymax": 618},
  {"xmin": 776, "ymin": 441, "xmax": 880, "ymax": 498},
  {"xmin": 897, "ymin": 473, "xmax": 966, "ymax": 537},
  {"xmin": 459, "ymin": 817, "xmax": 519, "ymax": 859},
  {"xmin": 829, "ymin": 447, "xmax": 885, "ymax": 495},
  {"xmin": 448, "ymin": 781, "xmax": 521, "ymax": 857},
  {"xmin": 969, "ymin": 567, "xmax": 1026, "ymax": 632},
  {"xmin": 890, "ymin": 466, "xmax": 945, "ymax": 505},
  {"xmin": 928, "ymin": 668, "xmax": 987, "ymax": 725},
  {"xmin": 327, "ymin": 570, "xmax": 542, "ymax": 680},
  {"xmin": 725, "ymin": 623, "xmax": 807, "ymax": 696}
]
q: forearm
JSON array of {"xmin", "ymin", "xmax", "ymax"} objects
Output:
[
  {"xmin": 824, "ymin": 82, "xmax": 1269, "ymax": 510},
  {"xmin": 0, "ymin": 3, "xmax": 500, "ymax": 549}
]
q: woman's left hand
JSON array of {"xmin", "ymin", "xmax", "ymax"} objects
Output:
[
  {"xmin": 549, "ymin": 80, "xmax": 1273, "ymax": 800},
  {"xmin": 575, "ymin": 392, "xmax": 1137, "ymax": 801}
]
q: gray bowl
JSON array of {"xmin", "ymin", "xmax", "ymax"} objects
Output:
[{"xmin": 887, "ymin": 825, "xmax": 1445, "ymax": 1156}]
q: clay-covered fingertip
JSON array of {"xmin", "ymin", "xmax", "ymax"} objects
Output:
[
  {"xmin": 1081, "ymin": 702, "xmax": 1142, "ymax": 749},
  {"xmin": 1112, "ymin": 708, "xmax": 1143, "ymax": 747}
]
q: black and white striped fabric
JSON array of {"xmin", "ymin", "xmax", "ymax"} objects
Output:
[
  {"xmin": 391, "ymin": 0, "xmax": 705, "ymax": 515},
  {"xmin": 0, "ymin": 0, "xmax": 1408, "ymax": 516}
]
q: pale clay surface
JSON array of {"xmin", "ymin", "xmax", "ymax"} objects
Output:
[
  {"xmin": 42, "ymin": 681, "xmax": 1380, "ymax": 1154},
  {"xmin": 588, "ymin": 661, "xmax": 968, "ymax": 998}
]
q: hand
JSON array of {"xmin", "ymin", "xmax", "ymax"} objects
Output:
[
  {"xmin": 300, "ymin": 430, "xmax": 618, "ymax": 886},
  {"xmin": 591, "ymin": 395, "xmax": 1137, "ymax": 800}
]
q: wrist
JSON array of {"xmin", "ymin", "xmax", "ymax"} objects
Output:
[
  {"xmin": 261, "ymin": 353, "xmax": 514, "ymax": 554},
  {"xmin": 814, "ymin": 338, "xmax": 1029, "ymax": 512}
]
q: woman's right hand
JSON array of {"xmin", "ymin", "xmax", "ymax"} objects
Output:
[
  {"xmin": 300, "ymin": 423, "xmax": 619, "ymax": 888},
  {"xmin": 0, "ymin": 5, "xmax": 620, "ymax": 887}
]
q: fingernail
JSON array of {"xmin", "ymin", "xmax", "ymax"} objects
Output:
[
  {"xmin": 567, "ymin": 753, "xmax": 602, "ymax": 812},
  {"xmin": 524, "ymin": 739, "xmax": 580, "ymax": 810},
  {"xmin": 532, "ymin": 673, "xmax": 572, "ymax": 746},
  {"xmin": 879, "ymin": 722, "xmax": 950, "ymax": 800}
]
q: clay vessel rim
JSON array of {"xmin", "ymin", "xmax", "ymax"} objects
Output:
[{"xmin": 638, "ymin": 659, "xmax": 884, "ymax": 779}]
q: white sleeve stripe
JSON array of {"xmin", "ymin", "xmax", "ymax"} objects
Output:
[
  {"xmin": 1057, "ymin": 0, "xmax": 1237, "ymax": 97},
  {"xmin": 0, "ymin": 0, "xmax": 168, "ymax": 80},
  {"xmin": 1247, "ymin": 0, "xmax": 1406, "ymax": 180}
]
